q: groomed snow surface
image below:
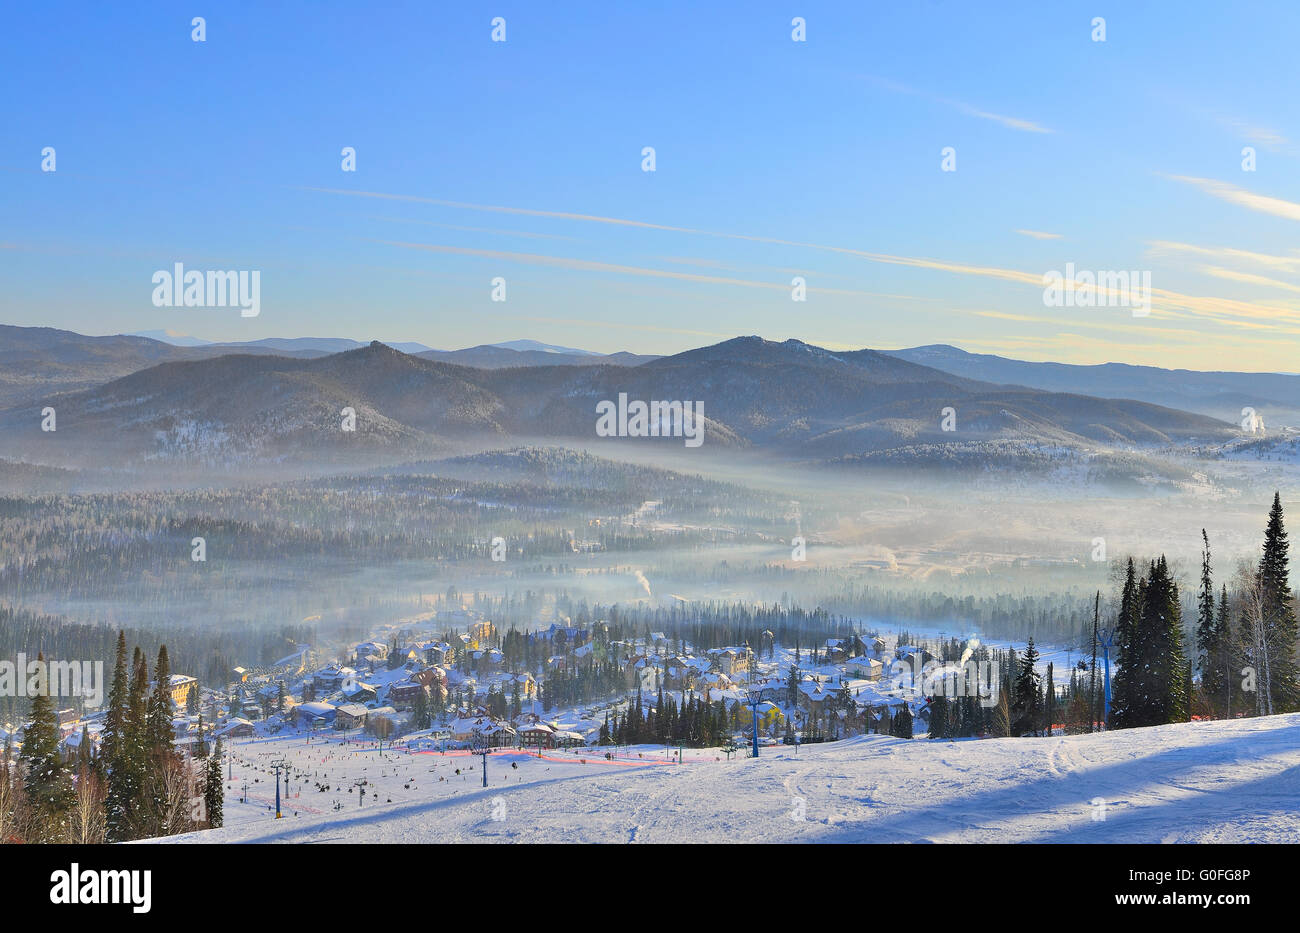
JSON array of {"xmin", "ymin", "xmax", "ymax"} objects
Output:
[{"xmin": 154, "ymin": 713, "xmax": 1300, "ymax": 844}]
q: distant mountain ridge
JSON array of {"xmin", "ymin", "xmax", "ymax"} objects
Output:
[
  {"xmin": 0, "ymin": 324, "xmax": 661, "ymax": 409},
  {"xmin": 26, "ymin": 323, "xmax": 1295, "ymax": 433},
  {"xmin": 884, "ymin": 344, "xmax": 1300, "ymax": 427},
  {"xmin": 491, "ymin": 339, "xmax": 600, "ymax": 356},
  {"xmin": 128, "ymin": 330, "xmax": 650, "ymax": 365},
  {"xmin": 0, "ymin": 333, "xmax": 1237, "ymax": 474},
  {"xmin": 416, "ymin": 345, "xmax": 658, "ymax": 369}
]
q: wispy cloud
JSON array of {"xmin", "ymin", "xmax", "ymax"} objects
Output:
[
  {"xmin": 1163, "ymin": 95, "xmax": 1298, "ymax": 156},
  {"xmin": 509, "ymin": 315, "xmax": 732, "ymax": 341},
  {"xmin": 956, "ymin": 334, "xmax": 1174, "ymax": 361},
  {"xmin": 1198, "ymin": 265, "xmax": 1300, "ymax": 294},
  {"xmin": 656, "ymin": 256, "xmax": 734, "ymax": 270},
  {"xmin": 314, "ymin": 188, "xmax": 1300, "ymax": 332},
  {"xmin": 1014, "ymin": 229, "xmax": 1062, "ymax": 240},
  {"xmin": 1219, "ymin": 116, "xmax": 1293, "ymax": 153},
  {"xmin": 304, "ymin": 187, "xmax": 700, "ymax": 233},
  {"xmin": 1167, "ymin": 175, "xmax": 1300, "ymax": 222},
  {"xmin": 1147, "ymin": 239, "xmax": 1300, "ymax": 273},
  {"xmin": 973, "ymin": 309, "xmax": 1203, "ymax": 341},
  {"xmin": 373, "ymin": 239, "xmax": 926, "ymax": 300},
  {"xmin": 861, "ymin": 76, "xmax": 1053, "ymax": 134},
  {"xmin": 369, "ymin": 216, "xmax": 580, "ymax": 240}
]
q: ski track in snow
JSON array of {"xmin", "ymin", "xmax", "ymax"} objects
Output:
[{"xmin": 148, "ymin": 714, "xmax": 1300, "ymax": 844}]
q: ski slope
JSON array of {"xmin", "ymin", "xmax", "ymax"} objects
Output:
[{"xmin": 152, "ymin": 713, "xmax": 1300, "ymax": 844}]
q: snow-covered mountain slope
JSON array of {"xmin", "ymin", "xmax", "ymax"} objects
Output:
[{"xmin": 153, "ymin": 713, "xmax": 1300, "ymax": 844}]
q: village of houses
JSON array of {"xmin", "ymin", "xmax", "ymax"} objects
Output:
[{"xmin": 16, "ymin": 609, "xmax": 934, "ymax": 784}]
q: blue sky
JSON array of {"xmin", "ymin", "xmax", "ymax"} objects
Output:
[{"xmin": 4, "ymin": 1, "xmax": 1300, "ymax": 370}]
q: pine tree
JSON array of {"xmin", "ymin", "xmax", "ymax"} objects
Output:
[
  {"xmin": 76, "ymin": 724, "xmax": 92, "ymax": 774},
  {"xmin": 1217, "ymin": 584, "xmax": 1233, "ymax": 716},
  {"xmin": 1147, "ymin": 557, "xmax": 1190, "ymax": 724},
  {"xmin": 204, "ymin": 737, "xmax": 224, "ymax": 828},
  {"xmin": 19, "ymin": 654, "xmax": 75, "ymax": 842},
  {"xmin": 411, "ymin": 688, "xmax": 431, "ymax": 731},
  {"xmin": 1116, "ymin": 558, "xmax": 1189, "ymax": 728},
  {"xmin": 1110, "ymin": 558, "xmax": 1140, "ymax": 728},
  {"xmin": 961, "ymin": 695, "xmax": 978, "ymax": 738},
  {"xmin": 123, "ymin": 649, "xmax": 151, "ymax": 839},
  {"xmin": 1197, "ymin": 529, "xmax": 1222, "ymax": 706},
  {"xmin": 928, "ymin": 694, "xmax": 949, "ymax": 740},
  {"xmin": 893, "ymin": 703, "xmax": 913, "ymax": 739},
  {"xmin": 147, "ymin": 646, "xmax": 173, "ymax": 744},
  {"xmin": 1012, "ymin": 637, "xmax": 1042, "ymax": 735},
  {"xmin": 988, "ymin": 680, "xmax": 1011, "ymax": 738},
  {"xmin": 1258, "ymin": 492, "xmax": 1299, "ymax": 712},
  {"xmin": 102, "ymin": 631, "xmax": 134, "ymax": 842},
  {"xmin": 140, "ymin": 645, "xmax": 182, "ymax": 838}
]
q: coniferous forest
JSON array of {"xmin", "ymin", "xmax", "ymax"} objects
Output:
[{"xmin": 1, "ymin": 632, "xmax": 223, "ymax": 844}]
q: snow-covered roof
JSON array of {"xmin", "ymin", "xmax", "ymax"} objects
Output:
[
  {"xmin": 297, "ymin": 702, "xmax": 337, "ymax": 718},
  {"xmin": 477, "ymin": 721, "xmax": 516, "ymax": 736},
  {"xmin": 799, "ymin": 681, "xmax": 829, "ymax": 699}
]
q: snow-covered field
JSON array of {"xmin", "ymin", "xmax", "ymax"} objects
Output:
[{"xmin": 154, "ymin": 713, "xmax": 1300, "ymax": 844}]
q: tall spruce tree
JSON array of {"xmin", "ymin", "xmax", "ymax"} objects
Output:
[
  {"xmin": 988, "ymin": 679, "xmax": 1011, "ymax": 737},
  {"xmin": 76, "ymin": 725, "xmax": 92, "ymax": 774},
  {"xmin": 1012, "ymin": 637, "xmax": 1042, "ymax": 736},
  {"xmin": 124, "ymin": 649, "xmax": 150, "ymax": 839},
  {"xmin": 893, "ymin": 703, "xmax": 913, "ymax": 739},
  {"xmin": 102, "ymin": 631, "xmax": 134, "ymax": 841},
  {"xmin": 1111, "ymin": 560, "xmax": 1141, "ymax": 729},
  {"xmin": 411, "ymin": 687, "xmax": 431, "ymax": 731},
  {"xmin": 1119, "ymin": 557, "xmax": 1189, "ymax": 728},
  {"xmin": 1197, "ymin": 530, "xmax": 1222, "ymax": 708},
  {"xmin": 19, "ymin": 654, "xmax": 75, "ymax": 842},
  {"xmin": 204, "ymin": 737, "xmax": 224, "ymax": 828},
  {"xmin": 142, "ymin": 645, "xmax": 179, "ymax": 838},
  {"xmin": 1258, "ymin": 492, "xmax": 1299, "ymax": 712},
  {"xmin": 928, "ymin": 694, "xmax": 949, "ymax": 740}
]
